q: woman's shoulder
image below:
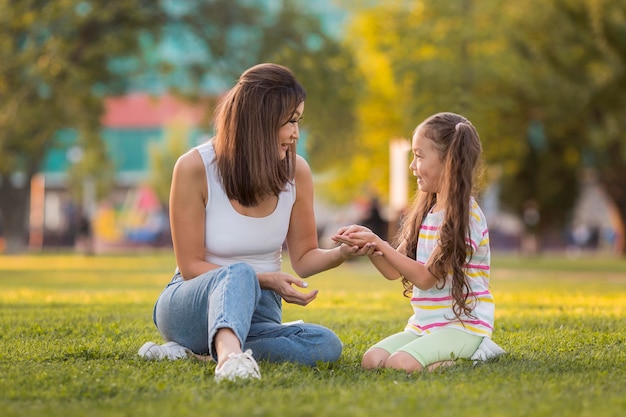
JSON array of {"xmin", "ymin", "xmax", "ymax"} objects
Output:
[
  {"xmin": 173, "ymin": 147, "xmax": 206, "ymax": 180},
  {"xmin": 295, "ymin": 154, "xmax": 311, "ymax": 169},
  {"xmin": 294, "ymin": 154, "xmax": 312, "ymax": 180}
]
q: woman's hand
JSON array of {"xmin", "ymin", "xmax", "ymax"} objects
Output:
[
  {"xmin": 258, "ymin": 271, "xmax": 319, "ymax": 306},
  {"xmin": 332, "ymin": 225, "xmax": 382, "ymax": 255}
]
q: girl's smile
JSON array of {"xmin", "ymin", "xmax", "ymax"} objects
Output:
[{"xmin": 410, "ymin": 127, "xmax": 444, "ymax": 194}]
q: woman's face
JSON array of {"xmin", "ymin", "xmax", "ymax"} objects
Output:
[
  {"xmin": 409, "ymin": 126, "xmax": 444, "ymax": 194},
  {"xmin": 277, "ymin": 101, "xmax": 304, "ymax": 160}
]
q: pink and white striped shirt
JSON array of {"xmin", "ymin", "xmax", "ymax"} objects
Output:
[{"xmin": 405, "ymin": 197, "xmax": 494, "ymax": 337}]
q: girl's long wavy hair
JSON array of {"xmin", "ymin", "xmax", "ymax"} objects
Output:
[
  {"xmin": 397, "ymin": 112, "xmax": 483, "ymax": 320},
  {"xmin": 213, "ymin": 63, "xmax": 306, "ymax": 207}
]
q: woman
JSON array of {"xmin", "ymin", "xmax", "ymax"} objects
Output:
[{"xmin": 139, "ymin": 63, "xmax": 375, "ymax": 381}]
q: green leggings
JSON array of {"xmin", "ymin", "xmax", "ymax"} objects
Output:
[{"xmin": 370, "ymin": 328, "xmax": 483, "ymax": 367}]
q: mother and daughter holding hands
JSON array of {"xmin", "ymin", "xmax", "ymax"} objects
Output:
[{"xmin": 138, "ymin": 63, "xmax": 504, "ymax": 381}]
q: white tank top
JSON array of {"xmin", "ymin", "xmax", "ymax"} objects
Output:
[{"xmin": 196, "ymin": 140, "xmax": 296, "ymax": 274}]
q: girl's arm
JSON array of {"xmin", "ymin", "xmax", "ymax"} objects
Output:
[{"xmin": 285, "ymin": 156, "xmax": 375, "ymax": 278}]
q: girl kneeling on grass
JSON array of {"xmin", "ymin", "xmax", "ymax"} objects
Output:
[{"xmin": 333, "ymin": 112, "xmax": 504, "ymax": 373}]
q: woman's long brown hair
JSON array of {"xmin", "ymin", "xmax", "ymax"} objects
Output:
[
  {"xmin": 398, "ymin": 112, "xmax": 483, "ymax": 320},
  {"xmin": 213, "ymin": 63, "xmax": 306, "ymax": 207}
]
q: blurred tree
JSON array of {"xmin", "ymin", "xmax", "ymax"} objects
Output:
[
  {"xmin": 335, "ymin": 0, "xmax": 626, "ymax": 252},
  {"xmin": 331, "ymin": 1, "xmax": 533, "ymax": 205},
  {"xmin": 0, "ymin": 0, "xmax": 359, "ymax": 253},
  {"xmin": 179, "ymin": 0, "xmax": 360, "ymax": 171},
  {"xmin": 497, "ymin": 0, "xmax": 626, "ymax": 253},
  {"xmin": 320, "ymin": 1, "xmax": 411, "ymax": 205},
  {"xmin": 390, "ymin": 0, "xmax": 536, "ymax": 180},
  {"xmin": 0, "ymin": 0, "xmax": 165, "ymax": 253},
  {"xmin": 488, "ymin": 1, "xmax": 587, "ymax": 244},
  {"xmin": 177, "ymin": 0, "xmax": 360, "ymax": 172},
  {"xmin": 147, "ymin": 122, "xmax": 191, "ymax": 206}
]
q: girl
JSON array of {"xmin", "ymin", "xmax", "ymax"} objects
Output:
[{"xmin": 333, "ymin": 112, "xmax": 504, "ymax": 373}]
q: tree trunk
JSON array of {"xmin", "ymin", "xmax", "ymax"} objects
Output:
[{"xmin": 0, "ymin": 174, "xmax": 31, "ymax": 254}]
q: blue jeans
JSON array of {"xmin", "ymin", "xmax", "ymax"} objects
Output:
[{"xmin": 153, "ymin": 262, "xmax": 342, "ymax": 366}]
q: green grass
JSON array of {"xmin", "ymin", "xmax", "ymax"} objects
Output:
[{"xmin": 1, "ymin": 252, "xmax": 625, "ymax": 417}]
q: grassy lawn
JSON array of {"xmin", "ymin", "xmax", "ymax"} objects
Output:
[{"xmin": 0, "ymin": 252, "xmax": 625, "ymax": 417}]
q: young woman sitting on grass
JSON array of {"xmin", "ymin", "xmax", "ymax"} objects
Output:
[{"xmin": 138, "ymin": 63, "xmax": 375, "ymax": 382}]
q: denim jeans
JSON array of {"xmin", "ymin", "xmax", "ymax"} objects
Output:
[{"xmin": 153, "ymin": 262, "xmax": 342, "ymax": 366}]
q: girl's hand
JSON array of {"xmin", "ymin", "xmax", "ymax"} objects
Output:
[
  {"xmin": 332, "ymin": 224, "xmax": 370, "ymax": 246},
  {"xmin": 259, "ymin": 271, "xmax": 318, "ymax": 306},
  {"xmin": 335, "ymin": 224, "xmax": 372, "ymax": 236},
  {"xmin": 333, "ymin": 225, "xmax": 383, "ymax": 257},
  {"xmin": 332, "ymin": 225, "xmax": 374, "ymax": 245},
  {"xmin": 337, "ymin": 240, "xmax": 382, "ymax": 258}
]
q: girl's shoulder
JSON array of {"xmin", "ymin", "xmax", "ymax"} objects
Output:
[
  {"xmin": 468, "ymin": 197, "xmax": 489, "ymax": 241},
  {"xmin": 469, "ymin": 197, "xmax": 487, "ymax": 222}
]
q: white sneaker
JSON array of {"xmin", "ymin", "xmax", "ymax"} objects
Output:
[
  {"xmin": 214, "ymin": 349, "xmax": 261, "ymax": 382},
  {"xmin": 470, "ymin": 337, "xmax": 506, "ymax": 362},
  {"xmin": 138, "ymin": 341, "xmax": 193, "ymax": 360}
]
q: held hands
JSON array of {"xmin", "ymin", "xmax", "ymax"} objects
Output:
[
  {"xmin": 259, "ymin": 226, "xmax": 383, "ymax": 307},
  {"xmin": 332, "ymin": 225, "xmax": 383, "ymax": 257}
]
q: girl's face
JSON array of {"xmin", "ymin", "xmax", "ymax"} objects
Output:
[
  {"xmin": 277, "ymin": 101, "xmax": 304, "ymax": 160},
  {"xmin": 409, "ymin": 126, "xmax": 444, "ymax": 194}
]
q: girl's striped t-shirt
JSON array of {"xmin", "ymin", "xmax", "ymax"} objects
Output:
[{"xmin": 405, "ymin": 197, "xmax": 494, "ymax": 337}]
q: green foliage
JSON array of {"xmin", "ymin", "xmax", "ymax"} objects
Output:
[
  {"xmin": 511, "ymin": 0, "xmax": 626, "ymax": 249},
  {"xmin": 335, "ymin": 0, "xmax": 626, "ymax": 244},
  {"xmin": 0, "ymin": 0, "xmax": 164, "ymax": 173},
  {"xmin": 0, "ymin": 0, "xmax": 359, "ymax": 252},
  {"xmin": 147, "ymin": 122, "xmax": 192, "ymax": 205},
  {"xmin": 273, "ymin": 42, "xmax": 361, "ymax": 172},
  {"xmin": 1, "ymin": 253, "xmax": 625, "ymax": 417},
  {"xmin": 0, "ymin": 0, "xmax": 165, "ymax": 251},
  {"xmin": 494, "ymin": 0, "xmax": 624, "ymax": 232},
  {"xmin": 137, "ymin": 0, "xmax": 360, "ymax": 172},
  {"xmin": 214, "ymin": 0, "xmax": 361, "ymax": 172}
]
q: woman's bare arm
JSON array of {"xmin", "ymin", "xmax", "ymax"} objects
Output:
[{"xmin": 169, "ymin": 149, "xmax": 221, "ymax": 279}]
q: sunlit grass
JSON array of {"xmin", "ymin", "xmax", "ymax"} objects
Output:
[{"xmin": 1, "ymin": 252, "xmax": 625, "ymax": 417}]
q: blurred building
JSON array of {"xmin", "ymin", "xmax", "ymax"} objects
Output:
[{"xmin": 37, "ymin": 94, "xmax": 206, "ymax": 250}]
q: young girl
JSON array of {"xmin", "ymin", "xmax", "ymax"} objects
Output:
[{"xmin": 333, "ymin": 112, "xmax": 504, "ymax": 373}]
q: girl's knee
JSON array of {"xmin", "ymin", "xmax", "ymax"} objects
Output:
[
  {"xmin": 385, "ymin": 351, "xmax": 425, "ymax": 373},
  {"xmin": 426, "ymin": 360, "xmax": 455, "ymax": 372},
  {"xmin": 361, "ymin": 348, "xmax": 390, "ymax": 369}
]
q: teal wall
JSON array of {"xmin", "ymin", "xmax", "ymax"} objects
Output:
[
  {"xmin": 42, "ymin": 128, "xmax": 308, "ymax": 176},
  {"xmin": 42, "ymin": 128, "xmax": 203, "ymax": 175}
]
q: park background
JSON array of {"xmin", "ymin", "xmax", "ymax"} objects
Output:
[{"xmin": 1, "ymin": 0, "xmax": 626, "ymax": 257}]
